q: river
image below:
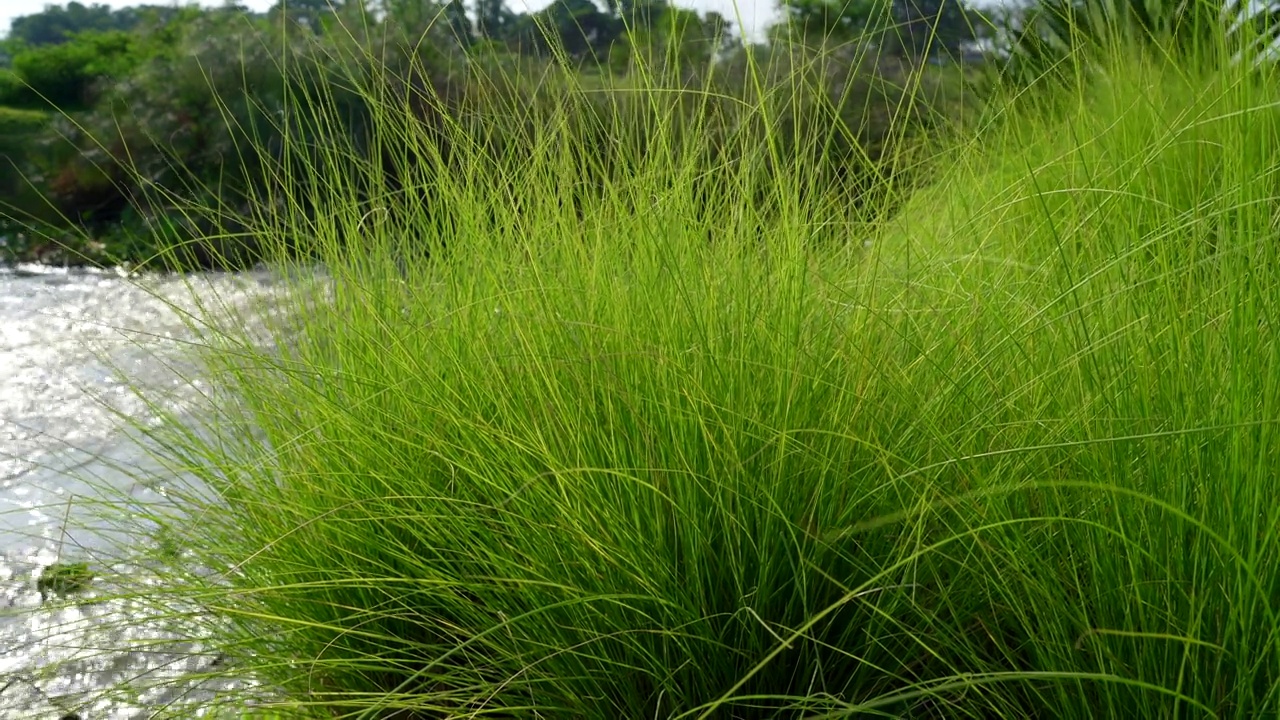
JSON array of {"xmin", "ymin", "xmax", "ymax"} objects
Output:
[{"xmin": 0, "ymin": 264, "xmax": 283, "ymax": 719}]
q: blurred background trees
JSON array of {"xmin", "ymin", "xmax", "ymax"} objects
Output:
[{"xmin": 3, "ymin": 0, "xmax": 1144, "ymax": 267}]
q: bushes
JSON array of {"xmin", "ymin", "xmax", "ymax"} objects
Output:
[
  {"xmin": 0, "ymin": 70, "xmax": 26, "ymax": 106},
  {"xmin": 6, "ymin": 30, "xmax": 142, "ymax": 109},
  {"xmin": 0, "ymin": 106, "xmax": 50, "ymax": 149},
  {"xmin": 0, "ymin": 0, "xmax": 974, "ymax": 268},
  {"xmin": 0, "ymin": 106, "xmax": 54, "ymax": 242}
]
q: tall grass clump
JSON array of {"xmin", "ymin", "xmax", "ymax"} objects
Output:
[
  {"xmin": 868, "ymin": 42, "xmax": 1280, "ymax": 715},
  {"xmin": 83, "ymin": 17, "xmax": 1280, "ymax": 720}
]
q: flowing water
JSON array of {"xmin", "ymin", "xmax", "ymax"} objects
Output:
[{"xmin": 0, "ymin": 264, "xmax": 283, "ymax": 719}]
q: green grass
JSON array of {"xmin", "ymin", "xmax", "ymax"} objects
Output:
[
  {"xmin": 72, "ymin": 31, "xmax": 1280, "ymax": 720},
  {"xmin": 34, "ymin": 562, "xmax": 95, "ymax": 603}
]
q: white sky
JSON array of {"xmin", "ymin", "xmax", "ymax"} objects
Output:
[{"xmin": 0, "ymin": 0, "xmax": 782, "ymax": 42}]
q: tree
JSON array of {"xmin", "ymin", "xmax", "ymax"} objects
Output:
[
  {"xmin": 0, "ymin": 106, "xmax": 53, "ymax": 229},
  {"xmin": 444, "ymin": 0, "xmax": 475, "ymax": 46},
  {"xmin": 774, "ymin": 0, "xmax": 980, "ymax": 58},
  {"xmin": 475, "ymin": 0, "xmax": 518, "ymax": 40},
  {"xmin": 775, "ymin": 0, "xmax": 884, "ymax": 44},
  {"xmin": 269, "ymin": 0, "xmax": 341, "ymax": 33},
  {"xmin": 620, "ymin": 5, "xmax": 709, "ymax": 66},
  {"xmin": 702, "ymin": 11, "xmax": 740, "ymax": 55},
  {"xmin": 8, "ymin": 2, "xmax": 119, "ymax": 47},
  {"xmin": 4, "ymin": 3, "xmax": 208, "ymax": 52},
  {"xmin": 381, "ymin": 0, "xmax": 444, "ymax": 37},
  {"xmin": 519, "ymin": 0, "xmax": 621, "ymax": 60},
  {"xmin": 8, "ymin": 30, "xmax": 142, "ymax": 109},
  {"xmin": 891, "ymin": 0, "xmax": 980, "ymax": 59}
]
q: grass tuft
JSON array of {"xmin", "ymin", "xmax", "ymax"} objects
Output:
[{"xmin": 46, "ymin": 26, "xmax": 1280, "ymax": 720}]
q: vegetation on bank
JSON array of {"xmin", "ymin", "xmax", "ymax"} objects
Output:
[{"xmin": 0, "ymin": 0, "xmax": 989, "ymax": 268}]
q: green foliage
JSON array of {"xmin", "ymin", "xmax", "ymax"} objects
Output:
[
  {"xmin": 8, "ymin": 30, "xmax": 143, "ymax": 109},
  {"xmin": 622, "ymin": 6, "xmax": 711, "ymax": 67},
  {"xmin": 476, "ymin": 0, "xmax": 520, "ymax": 39},
  {"xmin": 444, "ymin": 0, "xmax": 475, "ymax": 47},
  {"xmin": 0, "ymin": 106, "xmax": 48, "ymax": 140},
  {"xmin": 0, "ymin": 0, "xmax": 957, "ymax": 268},
  {"xmin": 36, "ymin": 562, "xmax": 94, "ymax": 602},
  {"xmin": 892, "ymin": 0, "xmax": 984, "ymax": 58},
  {"xmin": 107, "ymin": 52, "xmax": 950, "ymax": 714},
  {"xmin": 999, "ymin": 0, "xmax": 1224, "ymax": 84},
  {"xmin": 778, "ymin": 0, "xmax": 884, "ymax": 43},
  {"xmin": 776, "ymin": 0, "xmax": 983, "ymax": 57},
  {"xmin": 0, "ymin": 106, "xmax": 54, "ymax": 237},
  {"xmin": 92, "ymin": 43, "xmax": 1280, "ymax": 717},
  {"xmin": 1222, "ymin": 0, "xmax": 1280, "ymax": 66},
  {"xmin": 8, "ymin": 1, "xmax": 139, "ymax": 46},
  {"xmin": 0, "ymin": 71, "xmax": 24, "ymax": 105},
  {"xmin": 519, "ymin": 0, "xmax": 622, "ymax": 60},
  {"xmin": 267, "ymin": 0, "xmax": 342, "ymax": 33}
]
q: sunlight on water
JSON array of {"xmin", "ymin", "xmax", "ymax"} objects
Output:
[{"xmin": 0, "ymin": 265, "xmax": 287, "ymax": 719}]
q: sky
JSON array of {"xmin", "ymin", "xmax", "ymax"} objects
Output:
[{"xmin": 0, "ymin": 0, "xmax": 782, "ymax": 42}]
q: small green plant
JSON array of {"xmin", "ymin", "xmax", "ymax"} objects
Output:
[
  {"xmin": 35, "ymin": 562, "xmax": 94, "ymax": 602},
  {"xmin": 151, "ymin": 524, "xmax": 184, "ymax": 561}
]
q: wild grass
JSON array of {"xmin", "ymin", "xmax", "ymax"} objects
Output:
[{"xmin": 50, "ymin": 18, "xmax": 1280, "ymax": 720}]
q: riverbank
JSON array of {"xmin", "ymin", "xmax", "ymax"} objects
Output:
[{"xmin": 0, "ymin": 266, "xmax": 298, "ymax": 719}]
